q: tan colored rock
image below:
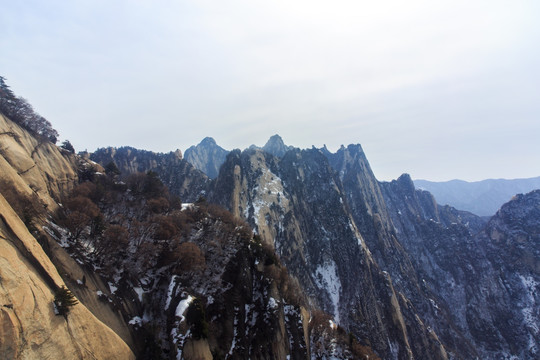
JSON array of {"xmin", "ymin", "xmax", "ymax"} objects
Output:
[
  {"xmin": 0, "ymin": 114, "xmax": 78, "ymax": 213},
  {"xmin": 0, "ymin": 113, "xmax": 135, "ymax": 359},
  {"xmin": 0, "ymin": 193, "xmax": 135, "ymax": 359},
  {"xmin": 182, "ymin": 339, "xmax": 213, "ymax": 360}
]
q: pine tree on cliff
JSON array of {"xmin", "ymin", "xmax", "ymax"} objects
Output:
[
  {"xmin": 54, "ymin": 285, "xmax": 79, "ymax": 317},
  {"xmin": 60, "ymin": 140, "xmax": 75, "ymax": 153},
  {"xmin": 0, "ymin": 76, "xmax": 59, "ymax": 143}
]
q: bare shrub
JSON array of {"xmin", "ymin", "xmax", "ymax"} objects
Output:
[
  {"xmin": 147, "ymin": 197, "xmax": 169, "ymax": 213},
  {"xmin": 174, "ymin": 242, "xmax": 206, "ymax": 274},
  {"xmin": 94, "ymin": 224, "xmax": 129, "ymax": 256},
  {"xmin": 63, "ymin": 196, "xmax": 101, "ymax": 240},
  {"xmin": 152, "ymin": 215, "xmax": 178, "ymax": 240}
]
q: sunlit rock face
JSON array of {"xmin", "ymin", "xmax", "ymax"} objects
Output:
[
  {"xmin": 0, "ymin": 114, "xmax": 135, "ymax": 360},
  {"xmin": 1, "ymin": 114, "xmax": 313, "ymax": 359}
]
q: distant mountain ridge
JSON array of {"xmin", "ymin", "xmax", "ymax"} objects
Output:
[
  {"xmin": 414, "ymin": 177, "xmax": 540, "ymax": 216},
  {"xmin": 184, "ymin": 134, "xmax": 295, "ymax": 179},
  {"xmin": 261, "ymin": 134, "xmax": 295, "ymax": 157}
]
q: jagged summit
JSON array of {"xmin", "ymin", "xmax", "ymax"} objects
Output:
[
  {"xmin": 262, "ymin": 134, "xmax": 294, "ymax": 157},
  {"xmin": 200, "ymin": 136, "xmax": 217, "ymax": 145},
  {"xmin": 184, "ymin": 137, "xmax": 229, "ymax": 179}
]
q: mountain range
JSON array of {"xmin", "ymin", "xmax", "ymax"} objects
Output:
[
  {"xmin": 415, "ymin": 177, "xmax": 540, "ymax": 216},
  {"xmin": 1, "ymin": 111, "xmax": 538, "ymax": 360}
]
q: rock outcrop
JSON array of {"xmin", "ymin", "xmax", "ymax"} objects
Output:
[
  {"xmin": 209, "ymin": 147, "xmax": 448, "ymax": 359},
  {"xmin": 206, "ymin": 143, "xmax": 538, "ymax": 359},
  {"xmin": 0, "ymin": 114, "xmax": 77, "ymax": 213},
  {"xmin": 382, "ymin": 175, "xmax": 539, "ymax": 359}
]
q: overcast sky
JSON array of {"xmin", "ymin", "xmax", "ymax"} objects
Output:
[{"xmin": 1, "ymin": 1, "xmax": 539, "ymax": 181}]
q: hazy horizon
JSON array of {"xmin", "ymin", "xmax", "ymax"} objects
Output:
[{"xmin": 2, "ymin": 1, "xmax": 539, "ymax": 182}]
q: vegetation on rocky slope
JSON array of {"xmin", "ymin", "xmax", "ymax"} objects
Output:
[{"xmin": 48, "ymin": 160, "xmax": 373, "ymax": 359}]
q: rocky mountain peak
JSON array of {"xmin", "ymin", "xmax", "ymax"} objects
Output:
[
  {"xmin": 395, "ymin": 173, "xmax": 416, "ymax": 192},
  {"xmin": 262, "ymin": 134, "xmax": 293, "ymax": 157},
  {"xmin": 184, "ymin": 137, "xmax": 229, "ymax": 179},
  {"xmin": 484, "ymin": 189, "xmax": 540, "ymax": 272},
  {"xmin": 200, "ymin": 136, "xmax": 217, "ymax": 146}
]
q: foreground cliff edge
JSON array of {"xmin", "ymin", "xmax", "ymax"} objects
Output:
[
  {"xmin": 0, "ymin": 194, "xmax": 135, "ymax": 359},
  {"xmin": 0, "ymin": 114, "xmax": 135, "ymax": 359}
]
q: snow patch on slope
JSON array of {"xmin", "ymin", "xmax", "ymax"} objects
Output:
[
  {"xmin": 175, "ymin": 295, "xmax": 194, "ymax": 322},
  {"xmin": 165, "ymin": 275, "xmax": 178, "ymax": 310},
  {"xmin": 314, "ymin": 260, "xmax": 342, "ymax": 324},
  {"xmin": 244, "ymin": 166, "xmax": 288, "ymax": 229},
  {"xmin": 519, "ymin": 275, "xmax": 539, "ymax": 354}
]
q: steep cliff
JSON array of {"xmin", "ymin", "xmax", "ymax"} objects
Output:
[
  {"xmin": 0, "ymin": 114, "xmax": 77, "ymax": 213},
  {"xmin": 209, "ymin": 147, "xmax": 448, "ymax": 359},
  {"xmin": 0, "ymin": 114, "xmax": 135, "ymax": 359},
  {"xmin": 0, "ymin": 194, "xmax": 135, "ymax": 360},
  {"xmin": 47, "ymin": 169, "xmax": 328, "ymax": 359},
  {"xmin": 381, "ymin": 175, "xmax": 539, "ymax": 359},
  {"xmin": 2, "ymin": 114, "xmax": 344, "ymax": 359},
  {"xmin": 477, "ymin": 190, "xmax": 540, "ymax": 357},
  {"xmin": 207, "ymin": 143, "xmax": 539, "ymax": 359}
]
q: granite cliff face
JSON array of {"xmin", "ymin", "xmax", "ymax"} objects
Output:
[
  {"xmin": 0, "ymin": 114, "xmax": 78, "ymax": 212},
  {"xmin": 2, "ymin": 116, "xmax": 369, "ymax": 359},
  {"xmin": 0, "ymin": 194, "xmax": 135, "ymax": 360},
  {"xmin": 476, "ymin": 191, "xmax": 540, "ymax": 356},
  {"xmin": 64, "ymin": 132, "xmax": 539, "ymax": 359},
  {"xmin": 0, "ymin": 114, "xmax": 135, "ymax": 359},
  {"xmin": 204, "ymin": 139, "xmax": 538, "ymax": 359}
]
